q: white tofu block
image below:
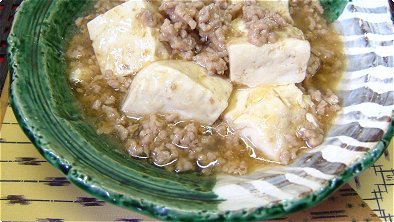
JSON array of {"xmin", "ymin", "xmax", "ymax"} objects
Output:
[
  {"xmin": 227, "ymin": 19, "xmax": 310, "ymax": 88},
  {"xmin": 87, "ymin": 0, "xmax": 169, "ymax": 77},
  {"xmin": 224, "ymin": 84, "xmax": 311, "ymax": 162},
  {"xmin": 121, "ymin": 60, "xmax": 233, "ymax": 125},
  {"xmin": 227, "ymin": 37, "xmax": 310, "ymax": 87}
]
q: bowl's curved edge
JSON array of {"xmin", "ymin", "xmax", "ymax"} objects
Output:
[{"xmin": 7, "ymin": 0, "xmax": 394, "ymax": 221}]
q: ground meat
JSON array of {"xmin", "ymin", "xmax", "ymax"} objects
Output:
[
  {"xmin": 152, "ymin": 143, "xmax": 179, "ymax": 166},
  {"xmin": 309, "ymin": 88, "xmax": 341, "ymax": 118},
  {"xmin": 159, "ymin": 0, "xmax": 232, "ymax": 72},
  {"xmin": 119, "ymin": 114, "xmax": 253, "ymax": 175},
  {"xmin": 193, "ymin": 46, "xmax": 228, "ymax": 75},
  {"xmin": 279, "ymin": 147, "xmax": 298, "ymax": 165},
  {"xmin": 280, "ymin": 105, "xmax": 325, "ymax": 164},
  {"xmin": 103, "ymin": 70, "xmax": 132, "ymax": 93},
  {"xmin": 138, "ymin": 9, "xmax": 160, "ymax": 28},
  {"xmin": 92, "ymin": 100, "xmax": 102, "ymax": 110},
  {"xmin": 102, "ymin": 105, "xmax": 120, "ymax": 121},
  {"xmin": 175, "ymin": 158, "xmax": 195, "ymax": 172},
  {"xmin": 159, "ymin": 0, "xmax": 204, "ymax": 29},
  {"xmin": 196, "ymin": 3, "xmax": 231, "ymax": 50},
  {"xmin": 68, "ymin": 45, "xmax": 85, "ymax": 60},
  {"xmin": 104, "ymin": 95, "xmax": 116, "ymax": 105},
  {"xmin": 159, "ymin": 19, "xmax": 201, "ymax": 60},
  {"xmin": 279, "ymin": 134, "xmax": 298, "ymax": 165},
  {"xmin": 289, "ymin": 0, "xmax": 328, "ymax": 40},
  {"xmin": 296, "ymin": 125, "xmax": 324, "ymax": 148},
  {"xmin": 114, "ymin": 124, "xmax": 129, "ymax": 141},
  {"xmin": 306, "ymin": 49, "xmax": 321, "ymax": 78},
  {"xmin": 219, "ymin": 159, "xmax": 247, "ymax": 176},
  {"xmin": 226, "ymin": 2, "xmax": 243, "ymax": 18},
  {"xmin": 242, "ymin": 3, "xmax": 288, "ymax": 46}
]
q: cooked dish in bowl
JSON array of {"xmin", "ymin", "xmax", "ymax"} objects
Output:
[
  {"xmin": 66, "ymin": 0, "xmax": 345, "ymax": 175},
  {"xmin": 8, "ymin": 0, "xmax": 394, "ymax": 220}
]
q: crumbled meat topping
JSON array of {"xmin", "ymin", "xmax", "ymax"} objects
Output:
[
  {"xmin": 159, "ymin": 19, "xmax": 201, "ymax": 60},
  {"xmin": 243, "ymin": 3, "xmax": 288, "ymax": 46},
  {"xmin": 306, "ymin": 49, "xmax": 321, "ymax": 78},
  {"xmin": 138, "ymin": 8, "xmax": 160, "ymax": 28},
  {"xmin": 309, "ymin": 88, "xmax": 341, "ymax": 117}
]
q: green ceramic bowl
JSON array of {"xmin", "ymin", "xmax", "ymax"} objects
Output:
[{"xmin": 8, "ymin": 0, "xmax": 394, "ymax": 221}]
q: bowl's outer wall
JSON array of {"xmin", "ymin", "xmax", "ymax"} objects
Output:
[{"xmin": 8, "ymin": 0, "xmax": 394, "ymax": 221}]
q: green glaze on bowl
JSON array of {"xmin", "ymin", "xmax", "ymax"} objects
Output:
[
  {"xmin": 321, "ymin": 0, "xmax": 348, "ymax": 22},
  {"xmin": 8, "ymin": 0, "xmax": 394, "ymax": 221}
]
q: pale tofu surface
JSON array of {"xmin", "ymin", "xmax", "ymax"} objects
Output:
[
  {"xmin": 87, "ymin": 0, "xmax": 169, "ymax": 77},
  {"xmin": 227, "ymin": 20, "xmax": 310, "ymax": 87},
  {"xmin": 121, "ymin": 60, "xmax": 233, "ymax": 125},
  {"xmin": 224, "ymin": 84, "xmax": 312, "ymax": 162},
  {"xmin": 228, "ymin": 37, "xmax": 310, "ymax": 87}
]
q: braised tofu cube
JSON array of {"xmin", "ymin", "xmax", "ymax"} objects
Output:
[
  {"xmin": 87, "ymin": 0, "xmax": 169, "ymax": 77},
  {"xmin": 224, "ymin": 84, "xmax": 314, "ymax": 162},
  {"xmin": 227, "ymin": 19, "xmax": 310, "ymax": 87},
  {"xmin": 122, "ymin": 60, "xmax": 233, "ymax": 125}
]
